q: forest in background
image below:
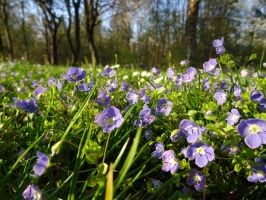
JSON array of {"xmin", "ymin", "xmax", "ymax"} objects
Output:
[{"xmin": 0, "ymin": 0, "xmax": 265, "ymax": 67}]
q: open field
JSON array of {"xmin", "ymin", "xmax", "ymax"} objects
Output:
[{"xmin": 0, "ymin": 51, "xmax": 266, "ymax": 199}]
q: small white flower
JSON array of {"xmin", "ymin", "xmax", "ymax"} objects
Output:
[
  {"xmin": 133, "ymin": 71, "xmax": 140, "ymax": 77},
  {"xmin": 110, "ymin": 64, "xmax": 120, "ymax": 69},
  {"xmin": 141, "ymin": 71, "xmax": 148, "ymax": 77},
  {"xmin": 154, "ymin": 76, "xmax": 163, "ymax": 84},
  {"xmin": 240, "ymin": 69, "xmax": 249, "ymax": 77},
  {"xmin": 123, "ymin": 75, "xmax": 128, "ymax": 80}
]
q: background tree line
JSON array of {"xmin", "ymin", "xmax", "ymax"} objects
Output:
[{"xmin": 0, "ymin": 0, "xmax": 265, "ymax": 67}]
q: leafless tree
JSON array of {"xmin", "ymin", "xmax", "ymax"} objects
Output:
[
  {"xmin": 36, "ymin": 0, "xmax": 62, "ymax": 65},
  {"xmin": 64, "ymin": 0, "xmax": 81, "ymax": 64},
  {"xmin": 185, "ymin": 0, "xmax": 201, "ymax": 66},
  {"xmin": 0, "ymin": 0, "xmax": 14, "ymax": 60}
]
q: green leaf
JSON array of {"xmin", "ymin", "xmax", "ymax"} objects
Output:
[
  {"xmin": 205, "ymin": 123, "xmax": 225, "ymax": 136},
  {"xmin": 188, "ymin": 110, "xmax": 198, "ymax": 116},
  {"xmin": 84, "ymin": 140, "xmax": 104, "ymax": 165},
  {"xmin": 249, "ymin": 53, "xmax": 257, "ymax": 61},
  {"xmin": 234, "ymin": 163, "xmax": 241, "ymax": 172}
]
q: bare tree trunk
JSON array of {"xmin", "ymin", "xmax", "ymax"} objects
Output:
[
  {"xmin": 73, "ymin": 0, "xmax": 81, "ymax": 64},
  {"xmin": 87, "ymin": 28, "xmax": 99, "ymax": 64},
  {"xmin": 0, "ymin": 32, "xmax": 5, "ymax": 59},
  {"xmin": 64, "ymin": 0, "xmax": 81, "ymax": 64},
  {"xmin": 84, "ymin": 0, "xmax": 99, "ymax": 64},
  {"xmin": 185, "ymin": 0, "xmax": 200, "ymax": 66},
  {"xmin": 21, "ymin": 0, "xmax": 29, "ymax": 60},
  {"xmin": 52, "ymin": 30, "xmax": 58, "ymax": 65},
  {"xmin": 1, "ymin": 0, "xmax": 14, "ymax": 60},
  {"xmin": 44, "ymin": 20, "xmax": 51, "ymax": 64},
  {"xmin": 64, "ymin": 0, "xmax": 75, "ymax": 63},
  {"xmin": 37, "ymin": 0, "xmax": 62, "ymax": 65}
]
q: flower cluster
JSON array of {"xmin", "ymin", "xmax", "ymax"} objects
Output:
[{"xmin": 213, "ymin": 37, "xmax": 225, "ymax": 55}]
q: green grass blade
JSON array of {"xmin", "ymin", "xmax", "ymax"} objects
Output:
[
  {"xmin": 105, "ymin": 163, "xmax": 114, "ymax": 200},
  {"xmin": 61, "ymin": 84, "xmax": 97, "ymax": 141},
  {"xmin": 113, "ymin": 137, "xmax": 130, "ymax": 170},
  {"xmin": 114, "ymin": 127, "xmax": 142, "ymax": 192},
  {"xmin": 0, "ymin": 131, "xmax": 47, "ymax": 189},
  {"xmin": 67, "ymin": 127, "xmax": 90, "ymax": 200}
]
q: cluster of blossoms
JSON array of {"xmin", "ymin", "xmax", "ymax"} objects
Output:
[
  {"xmin": 177, "ymin": 119, "xmax": 202, "ymax": 143},
  {"xmin": 134, "ymin": 104, "xmax": 155, "ymax": 128},
  {"xmin": 213, "ymin": 37, "xmax": 225, "ymax": 55},
  {"xmin": 152, "ymin": 143, "xmax": 179, "ymax": 174},
  {"xmin": 203, "ymin": 59, "xmax": 220, "ymax": 76},
  {"xmin": 7, "ymin": 35, "xmax": 266, "ymax": 198},
  {"xmin": 14, "ymin": 98, "xmax": 38, "ymax": 113}
]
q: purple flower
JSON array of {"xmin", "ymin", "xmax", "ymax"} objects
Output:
[
  {"xmin": 161, "ymin": 150, "xmax": 179, "ymax": 174},
  {"xmin": 106, "ymin": 80, "xmax": 118, "ymax": 93},
  {"xmin": 234, "ymin": 84, "xmax": 241, "ymax": 98},
  {"xmin": 214, "ymin": 91, "xmax": 227, "ymax": 105},
  {"xmin": 226, "ymin": 109, "xmax": 241, "ymax": 126},
  {"xmin": 22, "ymin": 184, "xmax": 42, "ymax": 200},
  {"xmin": 183, "ymin": 67, "xmax": 197, "ymax": 83},
  {"xmin": 121, "ymin": 81, "xmax": 129, "ymax": 91},
  {"xmin": 179, "ymin": 119, "xmax": 202, "ymax": 143},
  {"xmin": 258, "ymin": 98, "xmax": 266, "ymax": 112},
  {"xmin": 186, "ymin": 169, "xmax": 206, "ymax": 191},
  {"xmin": 102, "ymin": 67, "xmax": 115, "ymax": 77},
  {"xmin": 126, "ymin": 91, "xmax": 139, "ymax": 105},
  {"xmin": 134, "ymin": 119, "xmax": 142, "ymax": 127},
  {"xmin": 56, "ymin": 80, "xmax": 62, "ymax": 91},
  {"xmin": 203, "ymin": 59, "xmax": 217, "ymax": 73},
  {"xmin": 170, "ymin": 129, "xmax": 179, "ymax": 142},
  {"xmin": 15, "ymin": 99, "xmax": 38, "ymax": 113},
  {"xmin": 151, "ymin": 142, "xmax": 164, "ymax": 159},
  {"xmin": 31, "ymin": 81, "xmax": 39, "ymax": 88},
  {"xmin": 213, "ymin": 38, "xmax": 225, "ymax": 54},
  {"xmin": 250, "ymin": 91, "xmax": 264, "ymax": 102},
  {"xmin": 167, "ymin": 67, "xmax": 175, "ymax": 77},
  {"xmin": 187, "ymin": 143, "xmax": 215, "ymax": 168},
  {"xmin": 141, "ymin": 95, "xmax": 150, "ymax": 104},
  {"xmin": 180, "ymin": 60, "xmax": 189, "ymax": 66},
  {"xmin": 65, "ymin": 67, "xmax": 86, "ymax": 82},
  {"xmin": 139, "ymin": 88, "xmax": 146, "ymax": 96},
  {"xmin": 34, "ymin": 85, "xmax": 47, "ymax": 98},
  {"xmin": 202, "ymin": 78, "xmax": 210, "ymax": 91},
  {"xmin": 156, "ymin": 98, "xmax": 172, "ymax": 116},
  {"xmin": 213, "ymin": 37, "xmax": 224, "ymax": 47},
  {"xmin": 33, "ymin": 152, "xmax": 49, "ymax": 176},
  {"xmin": 175, "ymin": 73, "xmax": 183, "ymax": 89},
  {"xmin": 95, "ymin": 106, "xmax": 123, "ymax": 133},
  {"xmin": 47, "ymin": 77, "xmax": 56, "ymax": 87},
  {"xmin": 77, "ymin": 83, "xmax": 90, "ymax": 92},
  {"xmin": 144, "ymin": 129, "xmax": 152, "ymax": 140},
  {"xmin": 213, "ymin": 68, "xmax": 220, "ymax": 76},
  {"xmin": 237, "ymin": 119, "xmax": 266, "ymax": 149},
  {"xmin": 248, "ymin": 165, "xmax": 266, "ymax": 183},
  {"xmin": 151, "ymin": 67, "xmax": 160, "ymax": 75},
  {"xmin": 96, "ymin": 92, "xmax": 111, "ymax": 106},
  {"xmin": 139, "ymin": 104, "xmax": 155, "ymax": 127},
  {"xmin": 215, "ymin": 46, "xmax": 225, "ymax": 55}
]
